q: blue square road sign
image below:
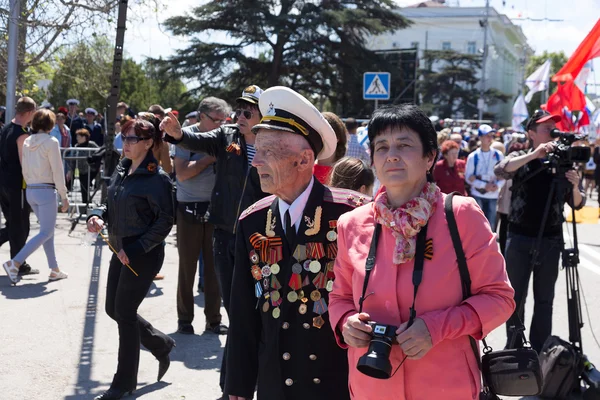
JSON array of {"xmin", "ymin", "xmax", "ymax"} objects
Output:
[{"xmin": 363, "ymin": 72, "xmax": 390, "ymax": 100}]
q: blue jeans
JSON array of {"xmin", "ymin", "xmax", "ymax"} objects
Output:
[
  {"xmin": 504, "ymin": 232, "xmax": 562, "ymax": 352},
  {"xmin": 14, "ymin": 186, "xmax": 58, "ymax": 270},
  {"xmin": 474, "ymin": 196, "xmax": 498, "ymax": 232}
]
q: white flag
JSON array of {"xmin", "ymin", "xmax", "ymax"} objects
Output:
[
  {"xmin": 524, "ymin": 59, "xmax": 551, "ymax": 103},
  {"xmin": 512, "ymin": 94, "xmax": 529, "ymax": 131}
]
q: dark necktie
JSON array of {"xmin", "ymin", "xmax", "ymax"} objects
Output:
[{"xmin": 285, "ymin": 210, "xmax": 296, "ymax": 246}]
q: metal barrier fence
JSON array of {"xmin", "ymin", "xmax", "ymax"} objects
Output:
[{"xmin": 60, "ymin": 147, "xmax": 109, "ymax": 232}]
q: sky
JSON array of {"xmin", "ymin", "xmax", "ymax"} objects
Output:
[{"xmin": 123, "ymin": 0, "xmax": 600, "ymax": 94}]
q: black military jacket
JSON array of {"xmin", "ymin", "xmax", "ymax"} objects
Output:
[{"xmin": 226, "ymin": 179, "xmax": 369, "ymax": 400}]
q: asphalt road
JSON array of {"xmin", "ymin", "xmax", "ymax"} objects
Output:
[{"xmin": 1, "ymin": 212, "xmax": 600, "ymax": 400}]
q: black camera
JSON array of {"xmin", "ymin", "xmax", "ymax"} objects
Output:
[
  {"xmin": 547, "ymin": 129, "xmax": 590, "ymax": 170},
  {"xmin": 356, "ymin": 322, "xmax": 398, "ymax": 379}
]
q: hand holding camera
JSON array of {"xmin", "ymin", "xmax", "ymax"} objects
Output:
[
  {"xmin": 396, "ymin": 318, "xmax": 433, "ymax": 360},
  {"xmin": 342, "ymin": 312, "xmax": 373, "ymax": 348}
]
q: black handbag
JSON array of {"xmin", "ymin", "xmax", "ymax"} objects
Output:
[{"xmin": 444, "ymin": 192, "xmax": 543, "ymax": 398}]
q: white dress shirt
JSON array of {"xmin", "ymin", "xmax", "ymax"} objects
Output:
[{"xmin": 278, "ymin": 177, "xmax": 315, "ymax": 234}]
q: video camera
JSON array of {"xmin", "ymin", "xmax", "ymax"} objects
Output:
[{"xmin": 546, "ymin": 129, "xmax": 590, "ymax": 171}]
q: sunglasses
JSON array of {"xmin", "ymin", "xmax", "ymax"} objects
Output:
[
  {"xmin": 203, "ymin": 112, "xmax": 225, "ymax": 125},
  {"xmin": 122, "ymin": 136, "xmax": 151, "ymax": 144},
  {"xmin": 235, "ymin": 109, "xmax": 253, "ymax": 120}
]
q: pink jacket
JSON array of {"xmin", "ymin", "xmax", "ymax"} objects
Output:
[{"xmin": 329, "ymin": 192, "xmax": 515, "ymax": 400}]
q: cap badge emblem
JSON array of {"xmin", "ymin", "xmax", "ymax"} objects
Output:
[{"xmin": 266, "ymin": 102, "xmax": 277, "ymax": 117}]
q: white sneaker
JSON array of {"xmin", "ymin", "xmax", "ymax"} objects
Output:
[
  {"xmin": 2, "ymin": 260, "xmax": 19, "ymax": 284},
  {"xmin": 49, "ymin": 270, "xmax": 68, "ymax": 281}
]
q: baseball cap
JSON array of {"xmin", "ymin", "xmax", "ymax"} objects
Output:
[
  {"xmin": 478, "ymin": 124, "xmax": 496, "ymax": 137},
  {"xmin": 525, "ymin": 109, "xmax": 561, "ymax": 131},
  {"xmin": 237, "ymin": 85, "xmax": 263, "ymax": 105}
]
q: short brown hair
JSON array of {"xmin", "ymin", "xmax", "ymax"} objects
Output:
[
  {"xmin": 76, "ymin": 128, "xmax": 90, "ymax": 138},
  {"xmin": 31, "ymin": 109, "xmax": 56, "ymax": 132},
  {"xmin": 148, "ymin": 104, "xmax": 165, "ymax": 118},
  {"xmin": 322, "ymin": 112, "xmax": 348, "ymax": 162},
  {"xmin": 15, "ymin": 97, "xmax": 36, "ymax": 115},
  {"xmin": 121, "ymin": 119, "xmax": 163, "ymax": 150},
  {"xmin": 56, "ymin": 112, "xmax": 66, "ymax": 121},
  {"xmin": 329, "ymin": 157, "xmax": 375, "ymax": 192}
]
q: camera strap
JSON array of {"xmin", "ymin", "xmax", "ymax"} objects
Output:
[{"xmin": 358, "ymin": 221, "xmax": 429, "ymax": 330}]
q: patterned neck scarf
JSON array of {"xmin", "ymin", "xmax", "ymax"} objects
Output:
[{"xmin": 374, "ymin": 182, "xmax": 440, "ymax": 265}]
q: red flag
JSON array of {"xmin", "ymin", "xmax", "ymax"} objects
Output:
[
  {"xmin": 553, "ymin": 18, "xmax": 600, "ymax": 82},
  {"xmin": 546, "ymin": 81, "xmax": 588, "ymax": 130}
]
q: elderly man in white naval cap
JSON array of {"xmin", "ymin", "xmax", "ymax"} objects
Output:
[
  {"xmin": 226, "ymin": 86, "xmax": 360, "ymax": 400},
  {"xmin": 83, "ymin": 107, "xmax": 104, "ymax": 146}
]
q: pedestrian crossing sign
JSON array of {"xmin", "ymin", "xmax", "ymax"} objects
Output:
[{"xmin": 363, "ymin": 72, "xmax": 390, "ymax": 100}]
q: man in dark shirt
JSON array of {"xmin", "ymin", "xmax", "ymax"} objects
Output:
[
  {"xmin": 83, "ymin": 108, "xmax": 104, "ymax": 147},
  {"xmin": 0, "ymin": 97, "xmax": 37, "ymax": 276},
  {"xmin": 494, "ymin": 110, "xmax": 585, "ymax": 352},
  {"xmin": 66, "ymin": 99, "xmax": 85, "ymax": 145}
]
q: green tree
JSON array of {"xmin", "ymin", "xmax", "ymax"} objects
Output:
[
  {"xmin": 418, "ymin": 50, "xmax": 510, "ymax": 119},
  {"xmin": 524, "ymin": 51, "xmax": 569, "ymax": 113},
  {"xmin": 48, "ymin": 40, "xmax": 189, "ymax": 113},
  {"xmin": 161, "ymin": 0, "xmax": 410, "ymax": 117}
]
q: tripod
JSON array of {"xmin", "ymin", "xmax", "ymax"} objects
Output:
[{"xmin": 511, "ymin": 162, "xmax": 600, "ymax": 398}]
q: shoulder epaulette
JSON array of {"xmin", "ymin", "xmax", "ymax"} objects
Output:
[
  {"xmin": 239, "ymin": 195, "xmax": 276, "ymax": 220},
  {"xmin": 324, "ymin": 187, "xmax": 371, "ymax": 208}
]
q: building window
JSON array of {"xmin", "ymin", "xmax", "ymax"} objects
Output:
[
  {"xmin": 411, "ymin": 41, "xmax": 419, "ymax": 49},
  {"xmin": 467, "ymin": 41, "xmax": 476, "ymax": 54},
  {"xmin": 442, "ymin": 42, "xmax": 451, "ymax": 50}
]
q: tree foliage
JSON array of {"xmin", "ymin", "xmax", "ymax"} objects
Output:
[
  {"xmin": 0, "ymin": 0, "xmax": 164, "ymax": 97},
  {"xmin": 48, "ymin": 39, "xmax": 189, "ymax": 113},
  {"xmin": 161, "ymin": 0, "xmax": 410, "ymax": 117},
  {"xmin": 524, "ymin": 50, "xmax": 569, "ymax": 113},
  {"xmin": 418, "ymin": 50, "xmax": 510, "ymax": 119}
]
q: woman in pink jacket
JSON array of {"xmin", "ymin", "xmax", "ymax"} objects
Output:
[{"xmin": 328, "ymin": 104, "xmax": 515, "ymax": 400}]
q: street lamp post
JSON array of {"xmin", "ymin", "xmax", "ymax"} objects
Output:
[{"xmin": 478, "ymin": 0, "xmax": 490, "ymax": 122}]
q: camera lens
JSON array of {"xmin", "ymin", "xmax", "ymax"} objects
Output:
[{"xmin": 356, "ymin": 324, "xmax": 396, "ymax": 379}]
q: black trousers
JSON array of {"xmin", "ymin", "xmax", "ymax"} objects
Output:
[
  {"xmin": 105, "ymin": 243, "xmax": 173, "ymax": 390},
  {"xmin": 212, "ymin": 228, "xmax": 236, "ymax": 393},
  {"xmin": 497, "ymin": 212, "xmax": 509, "ymax": 256},
  {"xmin": 0, "ymin": 186, "xmax": 30, "ymax": 259},
  {"xmin": 504, "ymin": 232, "xmax": 562, "ymax": 353}
]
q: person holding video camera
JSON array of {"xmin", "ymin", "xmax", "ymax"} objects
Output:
[
  {"xmin": 329, "ymin": 105, "xmax": 515, "ymax": 399},
  {"xmin": 494, "ymin": 110, "xmax": 585, "ymax": 353}
]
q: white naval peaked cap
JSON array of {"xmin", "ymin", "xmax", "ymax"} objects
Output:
[
  {"xmin": 252, "ymin": 86, "xmax": 336, "ymax": 161},
  {"xmin": 66, "ymin": 99, "xmax": 80, "ymax": 106},
  {"xmin": 85, "ymin": 108, "xmax": 98, "ymax": 116}
]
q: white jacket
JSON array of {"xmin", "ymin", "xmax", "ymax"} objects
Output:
[{"xmin": 22, "ymin": 133, "xmax": 68, "ymax": 200}]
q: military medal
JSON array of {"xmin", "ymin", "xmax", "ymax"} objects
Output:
[
  {"xmin": 261, "ymin": 265, "xmax": 272, "ymax": 277},
  {"xmin": 270, "ymin": 275, "xmax": 282, "ymax": 289},
  {"xmin": 299, "ymin": 303, "xmax": 308, "ymax": 315},
  {"xmin": 250, "ymin": 250, "xmax": 259, "ymax": 264},
  {"xmin": 312, "ymin": 272, "xmax": 327, "ymax": 289},
  {"xmin": 303, "ymin": 260, "xmax": 311, "ymax": 271},
  {"xmin": 313, "ymin": 298, "xmax": 328, "ymax": 314},
  {"xmin": 313, "ymin": 315, "xmax": 325, "ymax": 329},
  {"xmin": 255, "ymin": 282, "xmax": 263, "ymax": 298},
  {"xmin": 265, "ymin": 209, "xmax": 276, "ymax": 238},
  {"xmin": 326, "ymin": 280, "xmax": 334, "ymax": 292},
  {"xmin": 310, "ymin": 290, "xmax": 322, "ymax": 302},
  {"xmin": 270, "ymin": 263, "xmax": 280, "ymax": 275},
  {"xmin": 304, "ymin": 206, "xmax": 322, "ymax": 236},
  {"xmin": 309, "ymin": 260, "xmax": 321, "ymax": 274},
  {"xmin": 326, "ymin": 220, "xmax": 338, "ymax": 242},
  {"xmin": 298, "ymin": 289, "xmax": 305, "ymax": 299},
  {"xmin": 262, "ymin": 301, "xmax": 270, "ymax": 312},
  {"xmin": 270, "ymin": 290, "xmax": 281, "ymax": 304},
  {"xmin": 289, "ymin": 273, "xmax": 302, "ymax": 290},
  {"xmin": 262, "ymin": 278, "xmax": 269, "ymax": 290},
  {"xmin": 251, "ymin": 265, "xmax": 262, "ymax": 280},
  {"xmin": 293, "ymin": 244, "xmax": 307, "ymax": 261},
  {"xmin": 287, "ymin": 291, "xmax": 298, "ymax": 303},
  {"xmin": 292, "ymin": 263, "xmax": 302, "ymax": 274},
  {"xmin": 306, "ymin": 242, "xmax": 325, "ymax": 260},
  {"xmin": 272, "ymin": 307, "xmax": 281, "ymax": 319},
  {"xmin": 326, "ymin": 243, "xmax": 338, "ymax": 259},
  {"xmin": 302, "ymin": 275, "xmax": 310, "ymax": 287}
]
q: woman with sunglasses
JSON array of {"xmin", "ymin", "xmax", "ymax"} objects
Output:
[
  {"xmin": 328, "ymin": 105, "xmax": 515, "ymax": 400},
  {"xmin": 87, "ymin": 119, "xmax": 176, "ymax": 400}
]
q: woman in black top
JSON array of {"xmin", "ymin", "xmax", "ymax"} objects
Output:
[{"xmin": 87, "ymin": 119, "xmax": 175, "ymax": 400}]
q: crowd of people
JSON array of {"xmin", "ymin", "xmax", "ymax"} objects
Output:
[{"xmin": 0, "ymin": 85, "xmax": 592, "ymax": 400}]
